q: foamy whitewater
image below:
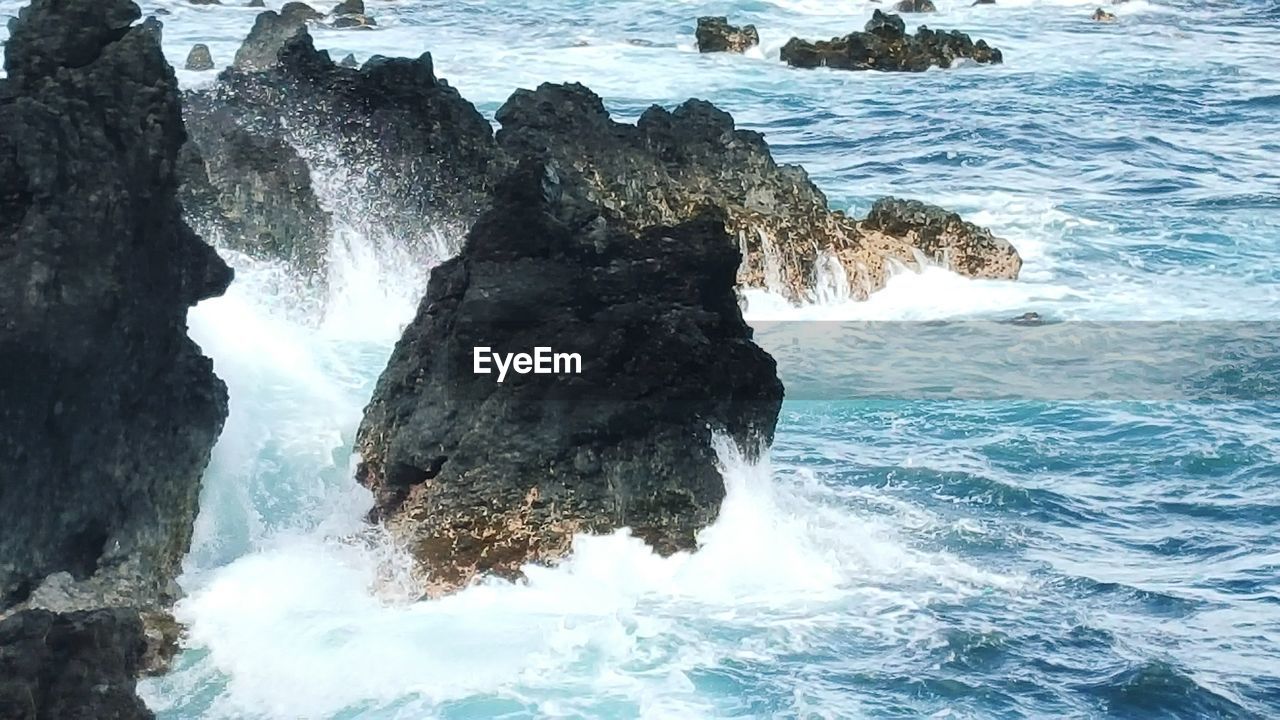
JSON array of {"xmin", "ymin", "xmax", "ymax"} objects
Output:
[{"xmin": 3, "ymin": 0, "xmax": 1277, "ymax": 717}]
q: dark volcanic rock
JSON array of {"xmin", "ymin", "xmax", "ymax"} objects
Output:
[
  {"xmin": 185, "ymin": 42, "xmax": 214, "ymax": 71},
  {"xmin": 332, "ymin": 0, "xmax": 363, "ymax": 14},
  {"xmin": 233, "ymin": 8, "xmax": 309, "ymax": 71},
  {"xmin": 332, "ymin": 13, "xmax": 377, "ymax": 28},
  {"xmin": 894, "ymin": 0, "xmax": 937, "ymax": 11},
  {"xmin": 0, "ymin": 609, "xmax": 153, "ymax": 720},
  {"xmin": 695, "ymin": 16, "xmax": 760, "ymax": 53},
  {"xmin": 494, "ymin": 82, "xmax": 1020, "ymax": 300},
  {"xmin": 0, "ymin": 0, "xmax": 231, "ymax": 609},
  {"xmin": 206, "ymin": 29, "xmax": 499, "ymax": 250},
  {"xmin": 354, "ymin": 160, "xmax": 784, "ymax": 595},
  {"xmin": 181, "ymin": 96, "xmax": 332, "ymax": 281},
  {"xmin": 781, "ymin": 10, "xmax": 1003, "ymax": 72}
]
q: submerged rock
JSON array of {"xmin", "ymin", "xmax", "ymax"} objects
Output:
[
  {"xmin": 781, "ymin": 10, "xmax": 1003, "ymax": 72},
  {"xmin": 185, "ymin": 42, "xmax": 214, "ymax": 70},
  {"xmin": 0, "ymin": 609, "xmax": 153, "ymax": 720},
  {"xmin": 1092, "ymin": 8, "xmax": 1117, "ymax": 21},
  {"xmin": 0, "ymin": 0, "xmax": 230, "ymax": 612},
  {"xmin": 494, "ymin": 83, "xmax": 1019, "ymax": 301},
  {"xmin": 895, "ymin": 0, "xmax": 937, "ymax": 11},
  {"xmin": 354, "ymin": 161, "xmax": 784, "ymax": 595},
  {"xmin": 695, "ymin": 16, "xmax": 760, "ymax": 53}
]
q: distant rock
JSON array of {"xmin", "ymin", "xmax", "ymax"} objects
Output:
[
  {"xmin": 247, "ymin": 0, "xmax": 265, "ymax": 6},
  {"xmin": 972, "ymin": 0, "xmax": 996, "ymax": 5},
  {"xmin": 695, "ymin": 16, "xmax": 760, "ymax": 53},
  {"xmin": 281, "ymin": 1, "xmax": 323, "ymax": 21},
  {"xmin": 354, "ymin": 160, "xmax": 784, "ymax": 595},
  {"xmin": 1092, "ymin": 8, "xmax": 1117, "ymax": 21},
  {"xmin": 0, "ymin": 610, "xmax": 153, "ymax": 720},
  {"xmin": 189, "ymin": 0, "xmax": 221, "ymax": 4},
  {"xmin": 233, "ymin": 9, "xmax": 309, "ymax": 70},
  {"xmin": 494, "ymin": 82, "xmax": 1020, "ymax": 301},
  {"xmin": 781, "ymin": 10, "xmax": 1003, "ymax": 72},
  {"xmin": 332, "ymin": 13, "xmax": 377, "ymax": 28},
  {"xmin": 339, "ymin": 52, "xmax": 358, "ymax": 67},
  {"xmin": 894, "ymin": 0, "xmax": 936, "ymax": 12},
  {"xmin": 185, "ymin": 42, "xmax": 214, "ymax": 70},
  {"xmin": 332, "ymin": 0, "xmax": 363, "ymax": 15}
]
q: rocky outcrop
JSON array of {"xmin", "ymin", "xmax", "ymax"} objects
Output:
[
  {"xmin": 181, "ymin": 95, "xmax": 332, "ymax": 281},
  {"xmin": 232, "ymin": 7, "xmax": 310, "ymax": 71},
  {"xmin": 354, "ymin": 160, "xmax": 784, "ymax": 595},
  {"xmin": 781, "ymin": 10, "xmax": 1003, "ymax": 72},
  {"xmin": 192, "ymin": 29, "xmax": 498, "ymax": 271},
  {"xmin": 862, "ymin": 198, "xmax": 1022, "ymax": 279},
  {"xmin": 1, "ymin": 0, "xmax": 230, "ymax": 612},
  {"xmin": 0, "ymin": 609, "xmax": 153, "ymax": 720},
  {"xmin": 494, "ymin": 82, "xmax": 1019, "ymax": 301},
  {"xmin": 695, "ymin": 16, "xmax": 759, "ymax": 53},
  {"xmin": 1, "ymin": 0, "xmax": 231, "ymax": 712}
]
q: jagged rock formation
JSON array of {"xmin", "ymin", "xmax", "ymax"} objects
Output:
[
  {"xmin": 1, "ymin": 0, "xmax": 230, "ymax": 613},
  {"xmin": 232, "ymin": 6, "xmax": 312, "ymax": 71},
  {"xmin": 192, "ymin": 29, "xmax": 498, "ymax": 271},
  {"xmin": 696, "ymin": 16, "xmax": 760, "ymax": 53},
  {"xmin": 0, "ymin": 609, "xmax": 153, "ymax": 720},
  {"xmin": 0, "ymin": 0, "xmax": 231, "ymax": 707},
  {"xmin": 354, "ymin": 161, "xmax": 784, "ymax": 595},
  {"xmin": 494, "ymin": 82, "xmax": 1019, "ymax": 300},
  {"xmin": 181, "ymin": 94, "xmax": 332, "ymax": 281},
  {"xmin": 781, "ymin": 10, "xmax": 1003, "ymax": 72}
]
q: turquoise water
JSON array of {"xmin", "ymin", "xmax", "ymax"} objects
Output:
[{"xmin": 5, "ymin": 0, "xmax": 1277, "ymax": 717}]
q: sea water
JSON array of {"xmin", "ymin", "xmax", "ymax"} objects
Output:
[{"xmin": 2, "ymin": 0, "xmax": 1277, "ymax": 717}]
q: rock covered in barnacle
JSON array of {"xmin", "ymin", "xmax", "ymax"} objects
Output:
[
  {"xmin": 781, "ymin": 10, "xmax": 1003, "ymax": 72},
  {"xmin": 861, "ymin": 198, "xmax": 1021, "ymax": 280},
  {"xmin": 695, "ymin": 16, "xmax": 760, "ymax": 53},
  {"xmin": 354, "ymin": 160, "xmax": 784, "ymax": 596},
  {"xmin": 493, "ymin": 82, "xmax": 1019, "ymax": 301}
]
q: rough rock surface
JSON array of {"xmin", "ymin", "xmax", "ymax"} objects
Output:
[
  {"xmin": 695, "ymin": 16, "xmax": 760, "ymax": 53},
  {"xmin": 0, "ymin": 609, "xmax": 153, "ymax": 720},
  {"xmin": 0, "ymin": 0, "xmax": 230, "ymax": 611},
  {"xmin": 232, "ymin": 8, "xmax": 309, "ymax": 71},
  {"xmin": 355, "ymin": 161, "xmax": 784, "ymax": 595},
  {"xmin": 202, "ymin": 29, "xmax": 498, "ymax": 265},
  {"xmin": 494, "ymin": 82, "xmax": 1019, "ymax": 301},
  {"xmin": 181, "ymin": 94, "xmax": 332, "ymax": 280},
  {"xmin": 863, "ymin": 198, "xmax": 1021, "ymax": 278},
  {"xmin": 781, "ymin": 10, "xmax": 1003, "ymax": 72},
  {"xmin": 185, "ymin": 42, "xmax": 214, "ymax": 71}
]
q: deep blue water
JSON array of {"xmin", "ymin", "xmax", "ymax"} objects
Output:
[{"xmin": 4, "ymin": 0, "xmax": 1277, "ymax": 717}]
